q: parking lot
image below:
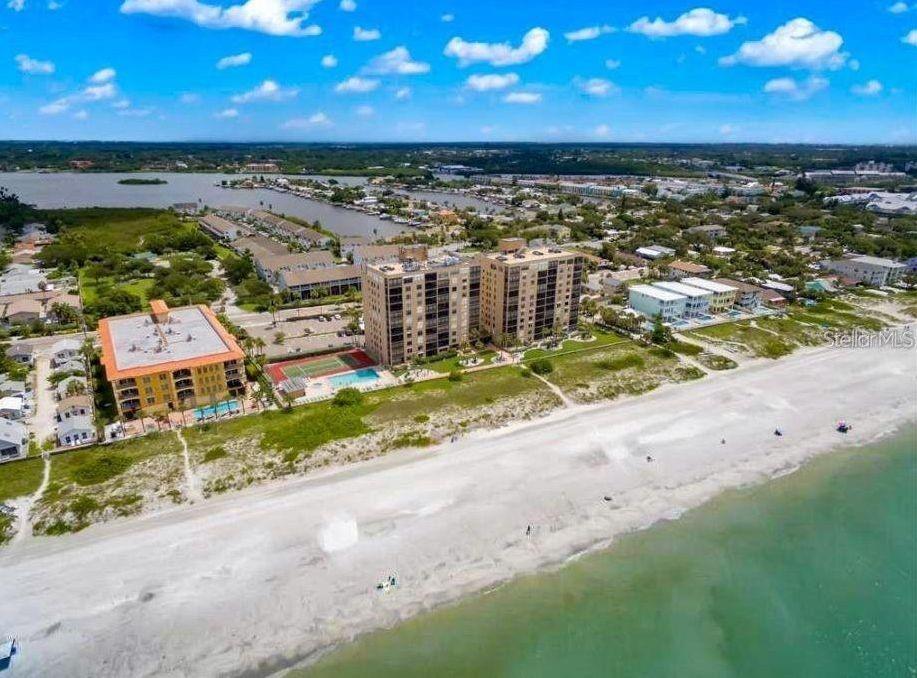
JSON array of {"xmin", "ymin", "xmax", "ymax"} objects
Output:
[{"xmin": 234, "ymin": 306, "xmax": 361, "ymax": 360}]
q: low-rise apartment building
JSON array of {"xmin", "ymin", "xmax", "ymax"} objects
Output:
[
  {"xmin": 198, "ymin": 214, "xmax": 252, "ymax": 242},
  {"xmin": 822, "ymin": 255, "xmax": 906, "ymax": 287},
  {"xmin": 99, "ymin": 300, "xmax": 246, "ymax": 418},
  {"xmin": 715, "ymin": 278, "xmax": 763, "ymax": 309},
  {"xmin": 363, "ymin": 254, "xmax": 481, "ymax": 365},
  {"xmin": 279, "ymin": 265, "xmax": 362, "ymax": 300},
  {"xmin": 478, "ymin": 239, "xmax": 583, "ymax": 347},
  {"xmin": 680, "ymin": 277, "xmax": 737, "ymax": 313}
]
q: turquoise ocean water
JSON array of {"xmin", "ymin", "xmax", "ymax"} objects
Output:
[{"xmin": 301, "ymin": 427, "xmax": 917, "ymax": 678}]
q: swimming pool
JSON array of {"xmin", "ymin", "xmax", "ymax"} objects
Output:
[
  {"xmin": 329, "ymin": 368, "xmax": 380, "ymax": 389},
  {"xmin": 194, "ymin": 399, "xmax": 240, "ymax": 421}
]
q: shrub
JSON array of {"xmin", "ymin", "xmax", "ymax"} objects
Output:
[
  {"xmin": 332, "ymin": 387, "xmax": 363, "ymax": 408},
  {"xmin": 529, "ymin": 358, "xmax": 554, "ymax": 375},
  {"xmin": 447, "ymin": 369, "xmax": 463, "ymax": 382},
  {"xmin": 596, "ymin": 353, "xmax": 645, "ymax": 371},
  {"xmin": 202, "ymin": 446, "xmax": 228, "ymax": 463},
  {"xmin": 413, "ymin": 414, "xmax": 430, "ymax": 424},
  {"xmin": 70, "ymin": 454, "xmax": 132, "ymax": 486}
]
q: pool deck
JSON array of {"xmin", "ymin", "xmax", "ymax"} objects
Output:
[{"xmin": 291, "ymin": 367, "xmax": 399, "ymax": 405}]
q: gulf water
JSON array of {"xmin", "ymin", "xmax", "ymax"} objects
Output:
[{"xmin": 301, "ymin": 426, "xmax": 916, "ymax": 678}]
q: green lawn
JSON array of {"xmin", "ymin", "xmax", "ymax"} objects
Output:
[
  {"xmin": 523, "ymin": 328, "xmax": 628, "ymax": 360},
  {"xmin": 417, "ymin": 349, "xmax": 497, "ymax": 374},
  {"xmin": 79, "ymin": 268, "xmax": 155, "ymax": 305},
  {"xmin": 687, "ymin": 321, "xmax": 796, "ymax": 359},
  {"xmin": 0, "ymin": 457, "xmax": 45, "ymax": 503}
]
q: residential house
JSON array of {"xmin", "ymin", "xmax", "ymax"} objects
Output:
[
  {"xmin": 715, "ymin": 278, "xmax": 764, "ymax": 310},
  {"xmin": 57, "ymin": 415, "xmax": 97, "ymax": 447},
  {"xmin": 667, "ymin": 260, "xmax": 711, "ymax": 280},
  {"xmin": 56, "ymin": 376, "xmax": 87, "ymax": 401},
  {"xmin": 0, "ymin": 418, "xmax": 28, "ymax": 461},
  {"xmin": 652, "ymin": 281, "xmax": 713, "ymax": 318},
  {"xmin": 629, "ymin": 284, "xmax": 686, "ymax": 322},
  {"xmin": 51, "ymin": 338, "xmax": 81, "ymax": 366},
  {"xmin": 0, "ymin": 376, "xmax": 28, "ymax": 399},
  {"xmin": 0, "ymin": 396, "xmax": 25, "ymax": 420},
  {"xmin": 6, "ymin": 343, "xmax": 33, "ymax": 366},
  {"xmin": 679, "ymin": 277, "xmax": 738, "ymax": 313},
  {"xmin": 57, "ymin": 394, "xmax": 92, "ymax": 420},
  {"xmin": 52, "ymin": 357, "xmax": 86, "ymax": 376},
  {"xmin": 2, "ymin": 298, "xmax": 42, "ymax": 325},
  {"xmin": 686, "ymin": 224, "xmax": 727, "ymax": 240}
]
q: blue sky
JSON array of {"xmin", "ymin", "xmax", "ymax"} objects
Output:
[{"xmin": 2, "ymin": 0, "xmax": 916, "ymax": 143}]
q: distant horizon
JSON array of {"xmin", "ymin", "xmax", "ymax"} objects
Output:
[{"xmin": 1, "ymin": 139, "xmax": 916, "ymax": 148}]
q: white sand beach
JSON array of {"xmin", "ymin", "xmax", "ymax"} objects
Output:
[{"xmin": 1, "ymin": 340, "xmax": 915, "ymax": 677}]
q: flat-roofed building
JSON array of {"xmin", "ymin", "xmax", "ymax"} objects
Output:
[
  {"xmin": 652, "ymin": 281, "xmax": 713, "ymax": 318},
  {"xmin": 667, "ymin": 260, "xmax": 711, "ymax": 280},
  {"xmin": 715, "ymin": 278, "xmax": 764, "ymax": 309},
  {"xmin": 363, "ymin": 255, "xmax": 481, "ymax": 365},
  {"xmin": 99, "ymin": 300, "xmax": 245, "ymax": 418},
  {"xmin": 679, "ymin": 277, "xmax": 737, "ymax": 313},
  {"xmin": 822, "ymin": 255, "xmax": 906, "ymax": 287},
  {"xmin": 478, "ymin": 240, "xmax": 583, "ymax": 347},
  {"xmin": 628, "ymin": 284, "xmax": 686, "ymax": 322},
  {"xmin": 279, "ymin": 265, "xmax": 362, "ymax": 300}
]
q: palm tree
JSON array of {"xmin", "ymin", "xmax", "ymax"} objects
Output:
[{"xmin": 254, "ymin": 337, "xmax": 266, "ymax": 357}]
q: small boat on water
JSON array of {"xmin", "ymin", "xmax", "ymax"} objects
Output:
[{"xmin": 0, "ymin": 638, "xmax": 18, "ymax": 672}]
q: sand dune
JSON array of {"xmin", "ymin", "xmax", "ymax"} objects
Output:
[{"xmin": 1, "ymin": 340, "xmax": 915, "ymax": 677}]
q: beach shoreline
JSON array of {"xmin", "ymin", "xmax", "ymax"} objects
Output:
[{"xmin": 1, "ymin": 340, "xmax": 915, "ymax": 677}]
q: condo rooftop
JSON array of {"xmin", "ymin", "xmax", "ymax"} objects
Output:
[
  {"xmin": 99, "ymin": 301, "xmax": 243, "ymax": 379},
  {"xmin": 629, "ymin": 284, "xmax": 685, "ymax": 302},
  {"xmin": 653, "ymin": 281, "xmax": 713, "ymax": 298},
  {"xmin": 479, "ymin": 246, "xmax": 576, "ymax": 264}
]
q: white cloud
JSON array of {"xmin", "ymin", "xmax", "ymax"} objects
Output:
[
  {"xmin": 118, "ymin": 107, "xmax": 152, "ymax": 117},
  {"xmin": 719, "ymin": 123, "xmax": 737, "ymax": 136},
  {"xmin": 334, "ymin": 76, "xmax": 379, "ymax": 93},
  {"xmin": 338, "ymin": 0, "xmax": 355, "ymax": 10},
  {"xmin": 851, "ymin": 79, "xmax": 883, "ymax": 96},
  {"xmin": 903, "ymin": 29, "xmax": 917, "ymax": 45},
  {"xmin": 73, "ymin": 110, "xmax": 88, "ymax": 120},
  {"xmin": 720, "ymin": 18, "xmax": 847, "ymax": 69},
  {"xmin": 7, "ymin": 0, "xmax": 24, "ymax": 11},
  {"xmin": 605, "ymin": 59, "xmax": 621, "ymax": 70},
  {"xmin": 564, "ymin": 25, "xmax": 615, "ymax": 42},
  {"xmin": 444, "ymin": 27, "xmax": 549, "ymax": 67},
  {"xmin": 90, "ymin": 67, "xmax": 117, "ymax": 84},
  {"xmin": 763, "ymin": 75, "xmax": 829, "ymax": 100},
  {"xmin": 48, "ymin": 0, "xmax": 62, "ymax": 9},
  {"xmin": 282, "ymin": 112, "xmax": 331, "ymax": 128},
  {"xmin": 180, "ymin": 92, "xmax": 201, "ymax": 104},
  {"xmin": 231, "ymin": 79, "xmax": 298, "ymax": 103},
  {"xmin": 353, "ymin": 26, "xmax": 381, "ymax": 41},
  {"xmin": 502, "ymin": 91, "xmax": 541, "ymax": 104},
  {"xmin": 215, "ymin": 107, "xmax": 239, "ymax": 118},
  {"xmin": 848, "ymin": 58, "xmax": 860, "ymax": 71},
  {"xmin": 363, "ymin": 46, "xmax": 430, "ymax": 75},
  {"xmin": 629, "ymin": 8, "xmax": 745, "ymax": 38},
  {"xmin": 480, "ymin": 125, "xmax": 494, "ymax": 134},
  {"xmin": 15, "ymin": 54, "xmax": 55, "ymax": 75},
  {"xmin": 441, "ymin": 13, "xmax": 453, "ymax": 22},
  {"xmin": 888, "ymin": 2, "xmax": 910, "ymax": 13},
  {"xmin": 321, "ymin": 54, "xmax": 338, "ymax": 68},
  {"xmin": 394, "ymin": 86, "xmax": 411, "ymax": 100},
  {"xmin": 40, "ymin": 71, "xmax": 118, "ymax": 115},
  {"xmin": 119, "ymin": 0, "xmax": 322, "ymax": 37},
  {"xmin": 594, "ymin": 123, "xmax": 611, "ymax": 138},
  {"xmin": 577, "ymin": 77, "xmax": 619, "ymax": 97},
  {"xmin": 465, "ymin": 72, "xmax": 519, "ymax": 91},
  {"xmin": 112, "ymin": 98, "xmax": 131, "ymax": 109},
  {"xmin": 216, "ymin": 52, "xmax": 252, "ymax": 69},
  {"xmin": 355, "ymin": 104, "xmax": 374, "ymax": 117},
  {"xmin": 695, "ymin": 45, "xmax": 707, "ymax": 54}
]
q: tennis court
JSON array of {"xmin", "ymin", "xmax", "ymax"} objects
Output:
[{"xmin": 266, "ymin": 349, "xmax": 376, "ymax": 385}]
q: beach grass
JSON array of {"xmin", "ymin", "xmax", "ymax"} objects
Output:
[
  {"xmin": 0, "ymin": 456, "xmax": 45, "ymax": 503},
  {"xmin": 523, "ymin": 328, "xmax": 626, "ymax": 360}
]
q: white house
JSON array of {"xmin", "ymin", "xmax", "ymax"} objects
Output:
[
  {"xmin": 652, "ymin": 281, "xmax": 713, "ymax": 318},
  {"xmin": 679, "ymin": 277, "xmax": 738, "ymax": 314},
  {"xmin": 51, "ymin": 338, "xmax": 81, "ymax": 366},
  {"xmin": 628, "ymin": 284, "xmax": 686, "ymax": 322},
  {"xmin": 0, "ymin": 396, "xmax": 25, "ymax": 421},
  {"xmin": 636, "ymin": 245, "xmax": 676, "ymax": 260},
  {"xmin": 57, "ymin": 414, "xmax": 96, "ymax": 447},
  {"xmin": 0, "ymin": 418, "xmax": 28, "ymax": 461},
  {"xmin": 56, "ymin": 376, "xmax": 87, "ymax": 400}
]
